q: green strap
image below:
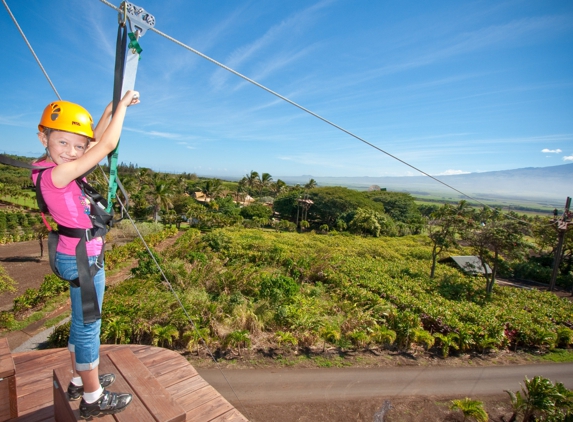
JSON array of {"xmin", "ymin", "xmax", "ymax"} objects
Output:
[{"xmin": 128, "ymin": 32, "xmax": 143, "ymax": 56}]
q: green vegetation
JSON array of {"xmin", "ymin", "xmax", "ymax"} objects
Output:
[
  {"xmin": 450, "ymin": 398, "xmax": 488, "ymax": 422},
  {"xmin": 506, "ymin": 376, "xmax": 573, "ymax": 421},
  {"xmin": 0, "ymin": 265, "xmax": 16, "ymax": 295},
  {"xmin": 40, "ymin": 227, "xmax": 569, "ymax": 358},
  {"xmin": 1, "ymin": 157, "xmax": 571, "ymax": 365}
]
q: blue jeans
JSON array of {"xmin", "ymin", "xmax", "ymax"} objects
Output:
[{"xmin": 55, "ymin": 252, "xmax": 105, "ymax": 371}]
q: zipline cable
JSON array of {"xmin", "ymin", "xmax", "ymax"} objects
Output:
[
  {"xmin": 2, "ymin": 2, "xmax": 252, "ymax": 418},
  {"xmin": 2, "ymin": 0, "xmax": 62, "ymax": 100},
  {"xmin": 97, "ymin": 1, "xmax": 542, "ymax": 226}
]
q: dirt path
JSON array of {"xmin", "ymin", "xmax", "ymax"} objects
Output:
[
  {"xmin": 198, "ymin": 363, "xmax": 573, "ymax": 421},
  {"xmin": 0, "ymin": 240, "xmax": 51, "ymax": 310}
]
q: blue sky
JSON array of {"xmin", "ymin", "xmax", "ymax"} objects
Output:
[{"xmin": 1, "ymin": 0, "xmax": 572, "ymax": 180}]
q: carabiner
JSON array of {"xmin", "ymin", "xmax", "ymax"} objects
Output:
[{"xmin": 118, "ymin": 1, "xmax": 127, "ymax": 27}]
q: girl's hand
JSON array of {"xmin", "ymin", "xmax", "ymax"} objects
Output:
[{"xmin": 121, "ymin": 90, "xmax": 140, "ymax": 107}]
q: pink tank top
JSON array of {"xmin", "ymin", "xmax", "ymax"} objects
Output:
[{"xmin": 32, "ymin": 162, "xmax": 103, "ymax": 256}]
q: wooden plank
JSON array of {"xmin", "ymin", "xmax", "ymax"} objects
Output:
[
  {"xmin": 167, "ymin": 375, "xmax": 209, "ymax": 401},
  {"xmin": 0, "ymin": 339, "xmax": 18, "ymax": 421},
  {"xmin": 14, "ymin": 350, "xmax": 68, "ymax": 375},
  {"xmin": 208, "ymin": 409, "xmax": 249, "ymax": 422},
  {"xmin": 13, "ymin": 349, "xmax": 64, "ymax": 366},
  {"xmin": 18, "ymin": 388, "xmax": 54, "ymax": 414},
  {"xmin": 15, "ymin": 373, "xmax": 53, "ymax": 398},
  {"xmin": 185, "ymin": 396, "xmax": 234, "ymax": 422},
  {"xmin": 0, "ymin": 337, "xmax": 15, "ymax": 378},
  {"xmin": 176, "ymin": 385, "xmax": 222, "ymax": 411},
  {"xmin": 107, "ymin": 348, "xmax": 186, "ymax": 422},
  {"xmin": 9, "ymin": 405, "xmax": 54, "ymax": 422},
  {"xmin": 0, "ymin": 379, "xmax": 12, "ymax": 422},
  {"xmin": 135, "ymin": 348, "xmax": 174, "ymax": 367},
  {"xmin": 97, "ymin": 353, "xmax": 155, "ymax": 422},
  {"xmin": 156, "ymin": 367, "xmax": 200, "ymax": 390},
  {"xmin": 143, "ymin": 355, "xmax": 188, "ymax": 379},
  {"xmin": 53, "ymin": 366, "xmax": 79, "ymax": 422}
]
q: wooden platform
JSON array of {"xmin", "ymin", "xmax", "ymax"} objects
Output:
[{"xmin": 9, "ymin": 345, "xmax": 247, "ymax": 422}]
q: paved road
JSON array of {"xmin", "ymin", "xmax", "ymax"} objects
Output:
[{"xmin": 197, "ymin": 363, "xmax": 573, "ymax": 404}]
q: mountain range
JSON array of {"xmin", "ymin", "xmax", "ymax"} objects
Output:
[{"xmin": 278, "ymin": 163, "xmax": 573, "ymax": 206}]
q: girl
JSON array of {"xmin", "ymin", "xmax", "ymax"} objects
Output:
[{"xmin": 32, "ymin": 90, "xmax": 139, "ymax": 418}]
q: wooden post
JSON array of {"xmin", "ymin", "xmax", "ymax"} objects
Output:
[{"xmin": 0, "ymin": 338, "xmax": 17, "ymax": 421}]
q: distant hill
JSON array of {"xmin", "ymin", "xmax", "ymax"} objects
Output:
[{"xmin": 279, "ymin": 163, "xmax": 573, "ymax": 205}]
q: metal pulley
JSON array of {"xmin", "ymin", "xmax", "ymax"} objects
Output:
[{"xmin": 118, "ymin": 1, "xmax": 155, "ymax": 38}]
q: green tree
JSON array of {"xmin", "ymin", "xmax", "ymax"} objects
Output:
[
  {"xmin": 433, "ymin": 332, "xmax": 460, "ymax": 358},
  {"xmin": 151, "ymin": 324, "xmax": 179, "ymax": 348},
  {"xmin": 347, "ymin": 208, "xmax": 397, "ymax": 237},
  {"xmin": 259, "ymin": 172, "xmax": 273, "ymax": 195},
  {"xmin": 427, "ymin": 201, "xmax": 471, "ymax": 278},
  {"xmin": 271, "ymin": 179, "xmax": 287, "ymax": 197},
  {"xmin": 506, "ymin": 376, "xmax": 573, "ymax": 422},
  {"xmin": 304, "ymin": 178, "xmax": 317, "ymax": 190},
  {"xmin": 465, "ymin": 208, "xmax": 530, "ymax": 294},
  {"xmin": 366, "ymin": 191, "xmax": 424, "ymax": 233},
  {"xmin": 224, "ymin": 330, "xmax": 251, "ymax": 355},
  {"xmin": 307, "ymin": 186, "xmax": 385, "ymax": 227},
  {"xmin": 245, "ymin": 171, "xmax": 260, "ymax": 195},
  {"xmin": 240, "ymin": 203, "xmax": 272, "ymax": 220},
  {"xmin": 201, "ymin": 178, "xmax": 223, "ymax": 202},
  {"xmin": 147, "ymin": 173, "xmax": 174, "ymax": 223}
]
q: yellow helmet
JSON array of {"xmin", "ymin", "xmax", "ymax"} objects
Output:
[{"xmin": 38, "ymin": 100, "xmax": 94, "ymax": 139}]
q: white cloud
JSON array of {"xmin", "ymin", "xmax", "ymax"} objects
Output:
[
  {"xmin": 542, "ymin": 148, "xmax": 562, "ymax": 153},
  {"xmin": 210, "ymin": 0, "xmax": 332, "ymax": 89},
  {"xmin": 564, "ymin": 155, "xmax": 573, "ymax": 161},
  {"xmin": 434, "ymin": 169, "xmax": 471, "ymax": 176}
]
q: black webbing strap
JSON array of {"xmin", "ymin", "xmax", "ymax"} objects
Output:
[
  {"xmin": 47, "ymin": 229, "xmax": 103, "ymax": 323},
  {"xmin": 0, "ymin": 154, "xmax": 50, "ymax": 170},
  {"xmin": 106, "ymin": 23, "xmax": 129, "ymax": 212}
]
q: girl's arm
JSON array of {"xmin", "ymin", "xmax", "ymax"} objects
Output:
[
  {"xmin": 51, "ymin": 91, "xmax": 139, "ymax": 187},
  {"xmin": 91, "ymin": 101, "xmax": 114, "ymax": 145}
]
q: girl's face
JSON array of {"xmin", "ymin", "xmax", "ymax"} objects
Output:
[{"xmin": 38, "ymin": 130, "xmax": 89, "ymax": 164}]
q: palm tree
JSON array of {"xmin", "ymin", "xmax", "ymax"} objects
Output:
[
  {"xmin": 433, "ymin": 332, "xmax": 460, "ymax": 358},
  {"xmin": 224, "ymin": 330, "xmax": 251, "ymax": 356},
  {"xmin": 506, "ymin": 376, "xmax": 573, "ymax": 422},
  {"xmin": 201, "ymin": 179, "xmax": 222, "ymax": 202},
  {"xmin": 151, "ymin": 324, "xmax": 179, "ymax": 348},
  {"xmin": 236, "ymin": 177, "xmax": 248, "ymax": 202},
  {"xmin": 102, "ymin": 316, "xmax": 132, "ymax": 344},
  {"xmin": 147, "ymin": 173, "xmax": 174, "ymax": 223},
  {"xmin": 259, "ymin": 172, "xmax": 273, "ymax": 195},
  {"xmin": 319, "ymin": 323, "xmax": 341, "ymax": 351},
  {"xmin": 304, "ymin": 178, "xmax": 317, "ymax": 190},
  {"xmin": 450, "ymin": 398, "xmax": 488, "ymax": 422},
  {"xmin": 245, "ymin": 171, "xmax": 259, "ymax": 195},
  {"xmin": 271, "ymin": 179, "xmax": 286, "ymax": 196}
]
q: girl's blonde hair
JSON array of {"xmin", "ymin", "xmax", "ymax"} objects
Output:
[{"xmin": 34, "ymin": 128, "xmax": 53, "ymax": 163}]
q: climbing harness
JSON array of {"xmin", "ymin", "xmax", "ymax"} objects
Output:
[
  {"xmin": 35, "ymin": 168, "xmax": 112, "ymax": 324},
  {"xmin": 106, "ymin": 1, "xmax": 155, "ymax": 213}
]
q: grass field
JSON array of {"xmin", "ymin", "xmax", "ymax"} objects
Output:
[
  {"xmin": 414, "ymin": 195, "xmax": 556, "ymax": 215},
  {"xmin": 0, "ymin": 192, "xmax": 38, "ymax": 209}
]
